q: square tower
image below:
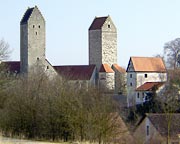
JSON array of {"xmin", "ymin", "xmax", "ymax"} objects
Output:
[
  {"xmin": 20, "ymin": 6, "xmax": 46, "ymax": 73},
  {"xmin": 89, "ymin": 16, "xmax": 117, "ymax": 71}
]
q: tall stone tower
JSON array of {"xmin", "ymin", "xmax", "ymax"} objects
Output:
[
  {"xmin": 20, "ymin": 6, "xmax": 46, "ymax": 73},
  {"xmin": 89, "ymin": 16, "xmax": 117, "ymax": 71}
]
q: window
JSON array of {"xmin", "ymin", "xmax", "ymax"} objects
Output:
[
  {"xmin": 36, "ymin": 32, "xmax": 38, "ymax": 35},
  {"xmin": 142, "ymin": 93, "xmax": 144, "ymax": 98},
  {"xmin": 130, "ymin": 74, "xmax": 132, "ymax": 78},
  {"xmin": 108, "ymin": 24, "xmax": 110, "ymax": 28},
  {"xmin": 145, "ymin": 74, "xmax": 148, "ymax": 78},
  {"xmin": 37, "ymin": 57, "xmax": 39, "ymax": 60},
  {"xmin": 47, "ymin": 66, "xmax": 49, "ymax": 69},
  {"xmin": 147, "ymin": 126, "xmax": 149, "ymax": 136},
  {"xmin": 137, "ymin": 93, "xmax": 139, "ymax": 98},
  {"xmin": 38, "ymin": 25, "xmax": 40, "ymax": 28},
  {"xmin": 33, "ymin": 25, "xmax": 35, "ymax": 28},
  {"xmin": 130, "ymin": 82, "xmax": 132, "ymax": 86}
]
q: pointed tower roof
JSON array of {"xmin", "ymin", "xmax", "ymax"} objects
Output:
[
  {"xmin": 20, "ymin": 7, "xmax": 34, "ymax": 25},
  {"xmin": 89, "ymin": 16, "xmax": 108, "ymax": 30}
]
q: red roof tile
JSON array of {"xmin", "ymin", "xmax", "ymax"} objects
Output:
[
  {"xmin": 128, "ymin": 57, "xmax": 166, "ymax": 72},
  {"xmin": 112, "ymin": 64, "xmax": 126, "ymax": 73},
  {"xmin": 136, "ymin": 82, "xmax": 164, "ymax": 91},
  {"xmin": 53, "ymin": 65, "xmax": 96, "ymax": 80},
  {"xmin": 89, "ymin": 16, "xmax": 108, "ymax": 30},
  {"xmin": 99, "ymin": 64, "xmax": 114, "ymax": 73}
]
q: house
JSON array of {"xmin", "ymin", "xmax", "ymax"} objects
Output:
[
  {"xmin": 133, "ymin": 113, "xmax": 180, "ymax": 144},
  {"xmin": 126, "ymin": 57, "xmax": 167, "ymax": 106},
  {"xmin": 1, "ymin": 6, "xmax": 126, "ymax": 93}
]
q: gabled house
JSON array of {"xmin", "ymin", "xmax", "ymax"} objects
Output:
[
  {"xmin": 133, "ymin": 113, "xmax": 180, "ymax": 144},
  {"xmin": 126, "ymin": 57, "xmax": 167, "ymax": 106}
]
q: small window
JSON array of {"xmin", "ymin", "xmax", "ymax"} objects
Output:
[
  {"xmin": 108, "ymin": 24, "xmax": 110, "ymax": 28},
  {"xmin": 39, "ymin": 25, "xmax": 40, "ymax": 28},
  {"xmin": 37, "ymin": 57, "xmax": 39, "ymax": 60},
  {"xmin": 130, "ymin": 74, "xmax": 132, "ymax": 78},
  {"xmin": 47, "ymin": 66, "xmax": 49, "ymax": 69},
  {"xmin": 137, "ymin": 93, "xmax": 139, "ymax": 98},
  {"xmin": 130, "ymin": 82, "xmax": 132, "ymax": 86},
  {"xmin": 147, "ymin": 126, "xmax": 149, "ymax": 136},
  {"xmin": 36, "ymin": 32, "xmax": 38, "ymax": 35},
  {"xmin": 145, "ymin": 74, "xmax": 148, "ymax": 78},
  {"xmin": 33, "ymin": 25, "xmax": 35, "ymax": 28}
]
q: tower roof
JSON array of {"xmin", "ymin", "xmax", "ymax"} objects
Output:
[
  {"xmin": 20, "ymin": 7, "xmax": 34, "ymax": 25},
  {"xmin": 89, "ymin": 16, "xmax": 108, "ymax": 30}
]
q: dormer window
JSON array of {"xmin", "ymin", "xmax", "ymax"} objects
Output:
[{"xmin": 108, "ymin": 24, "xmax": 111, "ymax": 28}]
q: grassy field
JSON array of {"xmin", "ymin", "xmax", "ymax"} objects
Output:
[{"xmin": 0, "ymin": 136, "xmax": 68, "ymax": 144}]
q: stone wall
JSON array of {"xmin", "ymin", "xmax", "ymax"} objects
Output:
[
  {"xmin": 101, "ymin": 17, "xmax": 117, "ymax": 66},
  {"xmin": 20, "ymin": 6, "xmax": 46, "ymax": 73},
  {"xmin": 112, "ymin": 67, "xmax": 126, "ymax": 94},
  {"xmin": 89, "ymin": 30, "xmax": 102, "ymax": 71},
  {"xmin": 99, "ymin": 72, "xmax": 114, "ymax": 92}
]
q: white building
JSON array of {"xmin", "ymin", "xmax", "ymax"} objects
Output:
[{"xmin": 126, "ymin": 57, "xmax": 167, "ymax": 106}]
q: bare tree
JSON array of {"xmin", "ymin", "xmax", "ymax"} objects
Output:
[
  {"xmin": 164, "ymin": 38, "xmax": 180, "ymax": 69},
  {"xmin": 0, "ymin": 39, "xmax": 11, "ymax": 61}
]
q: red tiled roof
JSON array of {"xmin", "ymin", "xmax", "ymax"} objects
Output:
[
  {"xmin": 127, "ymin": 57, "xmax": 166, "ymax": 72},
  {"xmin": 99, "ymin": 64, "xmax": 114, "ymax": 73},
  {"xmin": 53, "ymin": 65, "xmax": 96, "ymax": 80},
  {"xmin": 2, "ymin": 61, "xmax": 20, "ymax": 73},
  {"xmin": 112, "ymin": 64, "xmax": 126, "ymax": 73},
  {"xmin": 89, "ymin": 16, "xmax": 108, "ymax": 30},
  {"xmin": 136, "ymin": 82, "xmax": 164, "ymax": 91}
]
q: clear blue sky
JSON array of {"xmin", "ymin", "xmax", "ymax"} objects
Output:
[{"xmin": 1, "ymin": 0, "xmax": 180, "ymax": 68}]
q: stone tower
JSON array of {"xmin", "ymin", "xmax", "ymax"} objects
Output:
[
  {"xmin": 89, "ymin": 16, "xmax": 117, "ymax": 71},
  {"xmin": 20, "ymin": 6, "xmax": 46, "ymax": 73}
]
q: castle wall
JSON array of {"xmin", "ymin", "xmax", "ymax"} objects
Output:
[
  {"xmin": 20, "ymin": 24, "xmax": 28, "ymax": 73},
  {"xmin": 27, "ymin": 8, "xmax": 46, "ymax": 69},
  {"xmin": 89, "ymin": 30, "xmax": 102, "ymax": 71},
  {"xmin": 99, "ymin": 72, "xmax": 115, "ymax": 92},
  {"xmin": 101, "ymin": 17, "xmax": 117, "ymax": 66}
]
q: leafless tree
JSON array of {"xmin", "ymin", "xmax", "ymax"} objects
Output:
[
  {"xmin": 164, "ymin": 38, "xmax": 180, "ymax": 69},
  {"xmin": 0, "ymin": 39, "xmax": 11, "ymax": 61}
]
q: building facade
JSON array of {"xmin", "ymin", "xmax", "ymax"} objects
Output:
[{"xmin": 126, "ymin": 57, "xmax": 167, "ymax": 106}]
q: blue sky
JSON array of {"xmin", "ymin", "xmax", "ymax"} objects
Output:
[{"xmin": 1, "ymin": 0, "xmax": 180, "ymax": 68}]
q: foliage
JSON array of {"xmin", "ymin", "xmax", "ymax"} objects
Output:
[{"xmin": 0, "ymin": 70, "xmax": 122, "ymax": 143}]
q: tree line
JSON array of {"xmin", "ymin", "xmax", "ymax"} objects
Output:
[{"xmin": 0, "ymin": 70, "xmax": 123, "ymax": 143}]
